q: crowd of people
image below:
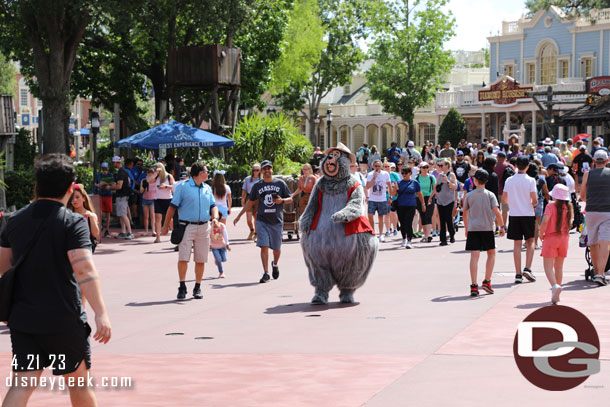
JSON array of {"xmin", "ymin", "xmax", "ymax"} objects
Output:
[{"xmin": 349, "ymin": 135, "xmax": 610, "ymax": 301}]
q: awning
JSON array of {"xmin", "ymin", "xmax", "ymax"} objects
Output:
[{"xmin": 559, "ymin": 101, "xmax": 610, "ymax": 126}]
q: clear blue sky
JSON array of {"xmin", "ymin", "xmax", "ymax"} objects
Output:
[{"xmin": 443, "ymin": 0, "xmax": 529, "ymax": 51}]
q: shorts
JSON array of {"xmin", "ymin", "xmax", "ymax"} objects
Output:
[
  {"xmin": 507, "ymin": 216, "xmax": 536, "ymax": 241},
  {"xmin": 501, "ymin": 202, "xmax": 509, "ymax": 212},
  {"xmin": 154, "ymin": 198, "xmax": 171, "ymax": 215},
  {"xmin": 217, "ymin": 205, "xmax": 229, "ymax": 219},
  {"xmin": 541, "ymin": 233, "xmax": 569, "ymax": 258},
  {"xmin": 101, "ymin": 196, "xmax": 112, "ymax": 213},
  {"xmin": 417, "ymin": 195, "xmax": 435, "ymax": 225},
  {"xmin": 179, "ymin": 223, "xmax": 210, "ymax": 263},
  {"xmin": 585, "ymin": 212, "xmax": 610, "ymax": 245},
  {"xmin": 256, "ymin": 220, "xmax": 283, "ymax": 251},
  {"xmin": 115, "ymin": 196, "xmax": 129, "ymax": 217},
  {"xmin": 465, "ymin": 231, "xmax": 496, "ymax": 251},
  {"xmin": 368, "ymin": 200, "xmax": 389, "ymax": 216},
  {"xmin": 142, "ymin": 198, "xmax": 155, "ymax": 207},
  {"xmin": 10, "ymin": 322, "xmax": 91, "ymax": 375}
]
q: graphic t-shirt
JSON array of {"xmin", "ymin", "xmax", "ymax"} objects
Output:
[
  {"xmin": 249, "ymin": 178, "xmax": 291, "ymax": 225},
  {"xmin": 453, "ymin": 161, "xmax": 471, "ymax": 183},
  {"xmin": 366, "ymin": 170, "xmax": 391, "ymax": 202}
]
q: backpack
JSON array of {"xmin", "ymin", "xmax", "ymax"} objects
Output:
[
  {"xmin": 362, "ymin": 149, "xmax": 369, "ymax": 163},
  {"xmin": 502, "ymin": 165, "xmax": 515, "ymax": 185}
]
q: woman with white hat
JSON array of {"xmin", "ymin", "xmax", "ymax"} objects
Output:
[{"xmin": 539, "ymin": 184, "xmax": 573, "ymax": 304}]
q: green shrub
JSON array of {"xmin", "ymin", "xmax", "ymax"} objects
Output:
[
  {"xmin": 438, "ymin": 108, "xmax": 467, "ymax": 147},
  {"xmin": 13, "ymin": 128, "xmax": 37, "ymax": 170},
  {"xmin": 5, "ymin": 170, "xmax": 35, "ymax": 209},
  {"xmin": 75, "ymin": 166, "xmax": 94, "ymax": 192}
]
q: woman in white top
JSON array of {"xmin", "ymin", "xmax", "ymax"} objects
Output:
[
  {"xmin": 212, "ymin": 170, "xmax": 232, "ymax": 224},
  {"xmin": 240, "ymin": 163, "xmax": 261, "ymax": 239},
  {"xmin": 153, "ymin": 162, "xmax": 174, "ymax": 243}
]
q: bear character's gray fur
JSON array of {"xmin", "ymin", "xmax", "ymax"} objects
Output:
[{"xmin": 300, "ymin": 148, "xmax": 378, "ymax": 304}]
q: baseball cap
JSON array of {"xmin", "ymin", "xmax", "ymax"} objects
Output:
[
  {"xmin": 112, "ymin": 156, "xmax": 122, "ymax": 163},
  {"xmin": 548, "ymin": 162, "xmax": 564, "ymax": 171},
  {"xmin": 261, "ymin": 160, "xmax": 273, "ymax": 168},
  {"xmin": 551, "ymin": 147, "xmax": 560, "ymax": 154},
  {"xmin": 499, "ymin": 141, "xmax": 505, "ymax": 146},
  {"xmin": 457, "ymin": 150, "xmax": 464, "ymax": 156},
  {"xmin": 407, "ymin": 141, "xmax": 414, "ymax": 147},
  {"xmin": 418, "ymin": 162, "xmax": 429, "ymax": 168},
  {"xmin": 101, "ymin": 162, "xmax": 109, "ymax": 168},
  {"xmin": 180, "ymin": 171, "xmax": 188, "ymax": 180},
  {"xmin": 594, "ymin": 150, "xmax": 608, "ymax": 161},
  {"xmin": 579, "ymin": 145, "xmax": 587, "ymax": 151},
  {"xmin": 474, "ymin": 169, "xmax": 489, "ymax": 182},
  {"xmin": 582, "ymin": 138, "xmax": 589, "ymax": 143}
]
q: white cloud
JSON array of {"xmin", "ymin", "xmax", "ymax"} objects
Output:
[{"xmin": 444, "ymin": 0, "xmax": 528, "ymax": 51}]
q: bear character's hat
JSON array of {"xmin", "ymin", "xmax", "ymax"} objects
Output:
[{"xmin": 325, "ymin": 142, "xmax": 356, "ymax": 164}]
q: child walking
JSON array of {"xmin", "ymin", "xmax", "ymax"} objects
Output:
[
  {"xmin": 210, "ymin": 216, "xmax": 231, "ymax": 278},
  {"xmin": 539, "ymin": 184, "xmax": 573, "ymax": 304},
  {"xmin": 463, "ymin": 169, "xmax": 505, "ymax": 296}
]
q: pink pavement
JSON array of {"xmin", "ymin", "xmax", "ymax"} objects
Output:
[{"xmin": 1, "ymin": 211, "xmax": 609, "ymax": 406}]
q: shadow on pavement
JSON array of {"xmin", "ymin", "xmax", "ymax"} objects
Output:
[
  {"xmin": 125, "ymin": 299, "xmax": 194, "ymax": 307},
  {"xmin": 431, "ymin": 295, "xmax": 485, "ymax": 302},
  {"xmin": 210, "ymin": 282, "xmax": 260, "ymax": 289},
  {"xmin": 515, "ymin": 301, "xmax": 550, "ymax": 309},
  {"xmin": 561, "ymin": 279, "xmax": 599, "ymax": 291},
  {"xmin": 265, "ymin": 302, "xmax": 359, "ymax": 314},
  {"xmin": 93, "ymin": 248, "xmax": 127, "ymax": 255}
]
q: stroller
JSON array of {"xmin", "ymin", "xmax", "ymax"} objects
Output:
[{"xmin": 581, "ymin": 217, "xmax": 610, "ymax": 280}]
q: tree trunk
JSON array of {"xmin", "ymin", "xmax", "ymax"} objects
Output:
[{"xmin": 41, "ymin": 96, "xmax": 71, "ymax": 154}]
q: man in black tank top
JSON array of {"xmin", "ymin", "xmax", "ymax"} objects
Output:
[{"xmin": 580, "ymin": 150, "xmax": 610, "ymax": 286}]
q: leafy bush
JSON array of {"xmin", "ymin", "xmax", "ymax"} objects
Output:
[
  {"xmin": 229, "ymin": 113, "xmax": 312, "ymax": 166},
  {"xmin": 438, "ymin": 108, "xmax": 467, "ymax": 147},
  {"xmin": 13, "ymin": 128, "xmax": 37, "ymax": 170},
  {"xmin": 5, "ymin": 170, "xmax": 35, "ymax": 209},
  {"xmin": 75, "ymin": 166, "xmax": 94, "ymax": 192}
]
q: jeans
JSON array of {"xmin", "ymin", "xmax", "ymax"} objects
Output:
[
  {"xmin": 396, "ymin": 206, "xmax": 416, "ymax": 240},
  {"xmin": 212, "ymin": 248, "xmax": 227, "ymax": 273},
  {"xmin": 437, "ymin": 202, "xmax": 455, "ymax": 243}
]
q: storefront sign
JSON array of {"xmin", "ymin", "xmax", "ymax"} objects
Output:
[
  {"xmin": 478, "ymin": 77, "xmax": 533, "ymax": 107},
  {"xmin": 586, "ymin": 76, "xmax": 610, "ymax": 95}
]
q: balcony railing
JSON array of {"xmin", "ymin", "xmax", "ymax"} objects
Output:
[
  {"xmin": 435, "ymin": 80, "xmax": 586, "ymax": 109},
  {"xmin": 501, "ymin": 8, "xmax": 610, "ymax": 34}
]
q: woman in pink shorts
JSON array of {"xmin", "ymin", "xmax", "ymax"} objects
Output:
[{"xmin": 540, "ymin": 184, "xmax": 573, "ymax": 304}]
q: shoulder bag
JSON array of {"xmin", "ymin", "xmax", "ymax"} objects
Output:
[
  {"xmin": 171, "ymin": 220, "xmax": 188, "ymax": 245},
  {"xmin": 0, "ymin": 216, "xmax": 49, "ymax": 322}
]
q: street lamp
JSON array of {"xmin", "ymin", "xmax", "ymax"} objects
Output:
[
  {"xmin": 326, "ymin": 109, "xmax": 332, "ymax": 148},
  {"xmin": 314, "ymin": 114, "xmax": 320, "ymax": 148},
  {"xmin": 91, "ymin": 111, "xmax": 101, "ymax": 192}
]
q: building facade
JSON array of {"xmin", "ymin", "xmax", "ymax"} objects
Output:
[
  {"xmin": 436, "ymin": 7, "xmax": 610, "ymax": 144},
  {"xmin": 301, "ymin": 53, "xmax": 488, "ymax": 153}
]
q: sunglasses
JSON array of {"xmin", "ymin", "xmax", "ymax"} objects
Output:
[
  {"xmin": 401, "ymin": 171, "xmax": 410, "ymax": 174},
  {"xmin": 253, "ymin": 169, "xmax": 260, "ymax": 172}
]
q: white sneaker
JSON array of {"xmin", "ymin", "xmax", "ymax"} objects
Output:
[
  {"xmin": 551, "ymin": 284, "xmax": 562, "ymax": 304},
  {"xmin": 400, "ymin": 239, "xmax": 407, "ymax": 248},
  {"xmin": 406, "ymin": 241, "xmax": 413, "ymax": 249},
  {"xmin": 379, "ymin": 235, "xmax": 386, "ymax": 242}
]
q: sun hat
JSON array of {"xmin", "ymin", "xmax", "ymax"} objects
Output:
[
  {"xmin": 550, "ymin": 184, "xmax": 570, "ymax": 201},
  {"xmin": 324, "ymin": 142, "xmax": 356, "ymax": 163},
  {"xmin": 543, "ymin": 137, "xmax": 553, "ymax": 146}
]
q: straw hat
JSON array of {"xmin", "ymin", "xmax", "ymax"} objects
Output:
[
  {"xmin": 550, "ymin": 184, "xmax": 570, "ymax": 201},
  {"xmin": 325, "ymin": 142, "xmax": 356, "ymax": 164}
]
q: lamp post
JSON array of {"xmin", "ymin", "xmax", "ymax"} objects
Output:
[
  {"xmin": 74, "ymin": 130, "xmax": 81, "ymax": 162},
  {"xmin": 314, "ymin": 114, "xmax": 320, "ymax": 148},
  {"xmin": 91, "ymin": 111, "xmax": 100, "ymax": 191},
  {"xmin": 326, "ymin": 109, "xmax": 332, "ymax": 147}
]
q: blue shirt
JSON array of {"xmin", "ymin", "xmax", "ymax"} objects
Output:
[
  {"xmin": 396, "ymin": 179, "xmax": 421, "ymax": 207},
  {"xmin": 541, "ymin": 153, "xmax": 559, "ymax": 168},
  {"xmin": 387, "ymin": 147, "xmax": 401, "ymax": 164},
  {"xmin": 170, "ymin": 178, "xmax": 216, "ymax": 222}
]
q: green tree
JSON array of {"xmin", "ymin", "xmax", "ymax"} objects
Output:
[
  {"xmin": 275, "ymin": 0, "xmax": 372, "ymax": 143},
  {"xmin": 366, "ymin": 0, "xmax": 455, "ymax": 141},
  {"xmin": 270, "ymin": 0, "xmax": 325, "ymax": 94},
  {"xmin": 525, "ymin": 0, "xmax": 610, "ymax": 16},
  {"xmin": 438, "ymin": 108, "xmax": 466, "ymax": 147},
  {"xmin": 0, "ymin": 0, "xmax": 99, "ymax": 154},
  {"xmin": 0, "ymin": 52, "xmax": 15, "ymax": 95}
]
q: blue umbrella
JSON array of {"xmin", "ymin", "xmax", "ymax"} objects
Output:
[{"xmin": 115, "ymin": 120, "xmax": 234, "ymax": 149}]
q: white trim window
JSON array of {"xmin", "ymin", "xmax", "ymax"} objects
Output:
[
  {"xmin": 579, "ymin": 54, "xmax": 597, "ymax": 78},
  {"xmin": 19, "ymin": 88, "xmax": 29, "ymax": 107},
  {"xmin": 423, "ymin": 123, "xmax": 435, "ymax": 143},
  {"xmin": 502, "ymin": 60, "xmax": 517, "ymax": 78},
  {"xmin": 525, "ymin": 62, "xmax": 536, "ymax": 84},
  {"xmin": 540, "ymin": 43, "xmax": 557, "ymax": 85},
  {"xmin": 558, "ymin": 59, "xmax": 570, "ymax": 79}
]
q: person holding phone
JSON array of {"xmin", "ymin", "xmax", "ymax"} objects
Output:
[
  {"xmin": 366, "ymin": 160, "xmax": 392, "ymax": 242},
  {"xmin": 435, "ymin": 158, "xmax": 458, "ymax": 246}
]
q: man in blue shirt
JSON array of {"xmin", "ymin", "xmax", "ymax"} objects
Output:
[
  {"xmin": 387, "ymin": 142, "xmax": 401, "ymax": 165},
  {"xmin": 162, "ymin": 162, "xmax": 219, "ymax": 300},
  {"xmin": 541, "ymin": 146, "xmax": 559, "ymax": 168}
]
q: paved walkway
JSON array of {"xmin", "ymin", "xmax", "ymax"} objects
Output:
[{"xmin": 1, "ymin": 211, "xmax": 608, "ymax": 406}]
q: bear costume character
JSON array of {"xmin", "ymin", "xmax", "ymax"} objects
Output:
[{"xmin": 300, "ymin": 143, "xmax": 378, "ymax": 304}]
